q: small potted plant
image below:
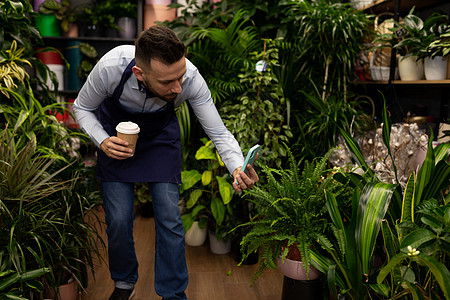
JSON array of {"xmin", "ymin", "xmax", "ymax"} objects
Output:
[
  {"xmin": 180, "ymin": 139, "xmax": 235, "ymax": 253},
  {"xmin": 110, "ymin": 0, "xmax": 138, "ymax": 39},
  {"xmin": 39, "ymin": 0, "xmax": 82, "ymax": 37}
]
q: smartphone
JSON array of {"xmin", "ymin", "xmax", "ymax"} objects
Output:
[{"xmin": 241, "ymin": 144, "xmax": 260, "ymax": 175}]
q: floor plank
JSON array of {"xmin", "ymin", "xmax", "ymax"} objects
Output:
[{"xmin": 81, "ymin": 208, "xmax": 283, "ymax": 300}]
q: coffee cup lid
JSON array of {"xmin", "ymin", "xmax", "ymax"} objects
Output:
[{"xmin": 116, "ymin": 121, "xmax": 140, "ymax": 134}]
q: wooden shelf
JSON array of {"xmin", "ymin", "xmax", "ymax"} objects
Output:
[
  {"xmin": 356, "ymin": 79, "xmax": 450, "ymax": 85},
  {"xmin": 43, "ymin": 36, "xmax": 135, "ymax": 43},
  {"xmin": 363, "ymin": 0, "xmax": 448, "ymax": 14}
]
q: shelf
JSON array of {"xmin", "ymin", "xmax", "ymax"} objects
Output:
[
  {"xmin": 357, "ymin": 79, "xmax": 450, "ymax": 85},
  {"xmin": 363, "ymin": 0, "xmax": 448, "ymax": 14},
  {"xmin": 42, "ymin": 36, "xmax": 135, "ymax": 43}
]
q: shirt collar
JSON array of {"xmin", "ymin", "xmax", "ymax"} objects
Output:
[{"xmin": 137, "ymin": 79, "xmax": 156, "ymax": 99}]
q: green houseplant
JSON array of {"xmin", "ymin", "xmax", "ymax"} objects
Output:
[
  {"xmin": 180, "ymin": 139, "xmax": 235, "ymax": 243},
  {"xmin": 1, "ymin": 2, "xmax": 105, "ymax": 296},
  {"xmin": 311, "ymin": 100, "xmax": 450, "ymax": 299},
  {"xmin": 237, "ymin": 146, "xmax": 352, "ymax": 283},
  {"xmin": 38, "ymin": 0, "xmax": 81, "ymax": 34}
]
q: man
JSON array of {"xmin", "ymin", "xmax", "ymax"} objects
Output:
[{"xmin": 73, "ymin": 25, "xmax": 259, "ymax": 300}]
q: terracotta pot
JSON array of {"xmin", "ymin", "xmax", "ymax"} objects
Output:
[
  {"xmin": 185, "ymin": 221, "xmax": 207, "ymax": 246},
  {"xmin": 276, "ymin": 257, "xmax": 321, "ymax": 281},
  {"xmin": 44, "ymin": 279, "xmax": 78, "ymax": 300}
]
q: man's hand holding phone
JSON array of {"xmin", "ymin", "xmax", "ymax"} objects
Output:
[{"xmin": 233, "ymin": 145, "xmax": 260, "ymax": 193}]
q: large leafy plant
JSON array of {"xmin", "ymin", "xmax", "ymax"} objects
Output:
[
  {"xmin": 180, "ymin": 139, "xmax": 235, "ymax": 240},
  {"xmin": 311, "ymin": 100, "xmax": 450, "ymax": 299},
  {"xmin": 220, "ymin": 39, "xmax": 292, "ymax": 168},
  {"xmin": 237, "ymin": 147, "xmax": 352, "ymax": 283}
]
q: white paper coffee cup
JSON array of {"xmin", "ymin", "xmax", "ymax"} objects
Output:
[{"xmin": 116, "ymin": 121, "xmax": 140, "ymax": 155}]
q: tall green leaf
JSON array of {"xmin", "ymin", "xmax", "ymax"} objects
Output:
[
  {"xmin": 381, "ymin": 98, "xmax": 398, "ymax": 183},
  {"xmin": 401, "ymin": 173, "xmax": 416, "ymax": 223},
  {"xmin": 339, "ymin": 129, "xmax": 375, "ymax": 178},
  {"xmin": 356, "ymin": 182, "xmax": 397, "ymax": 277},
  {"xmin": 415, "ymin": 131, "xmax": 435, "ymax": 206}
]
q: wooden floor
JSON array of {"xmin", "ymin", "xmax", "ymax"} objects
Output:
[{"xmin": 81, "ymin": 208, "xmax": 284, "ymax": 300}]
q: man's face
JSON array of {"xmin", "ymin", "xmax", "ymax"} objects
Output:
[{"xmin": 133, "ymin": 57, "xmax": 186, "ymax": 102}]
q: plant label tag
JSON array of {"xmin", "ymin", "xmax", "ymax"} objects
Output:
[{"xmin": 255, "ymin": 60, "xmax": 267, "ymax": 72}]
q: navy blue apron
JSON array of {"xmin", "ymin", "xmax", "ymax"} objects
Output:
[{"xmin": 96, "ymin": 59, "xmax": 181, "ymax": 184}]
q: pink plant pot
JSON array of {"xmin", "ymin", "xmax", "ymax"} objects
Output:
[{"xmin": 276, "ymin": 257, "xmax": 321, "ymax": 281}]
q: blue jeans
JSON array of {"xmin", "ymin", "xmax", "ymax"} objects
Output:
[{"xmin": 101, "ymin": 182, "xmax": 188, "ymax": 299}]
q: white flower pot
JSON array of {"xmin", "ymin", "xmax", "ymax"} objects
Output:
[
  {"xmin": 208, "ymin": 231, "xmax": 231, "ymax": 254},
  {"xmin": 276, "ymin": 257, "xmax": 321, "ymax": 281},
  {"xmin": 185, "ymin": 221, "xmax": 207, "ymax": 246},
  {"xmin": 398, "ymin": 55, "xmax": 424, "ymax": 81},
  {"xmin": 424, "ymin": 56, "xmax": 447, "ymax": 80}
]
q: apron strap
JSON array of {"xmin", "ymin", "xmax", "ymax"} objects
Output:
[{"xmin": 111, "ymin": 58, "xmax": 136, "ymax": 101}]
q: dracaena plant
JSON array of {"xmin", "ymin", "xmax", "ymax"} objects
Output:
[
  {"xmin": 180, "ymin": 139, "xmax": 235, "ymax": 240},
  {"xmin": 236, "ymin": 146, "xmax": 352, "ymax": 283},
  {"xmin": 375, "ymin": 139, "xmax": 450, "ymax": 299},
  {"xmin": 311, "ymin": 99, "xmax": 450, "ymax": 299}
]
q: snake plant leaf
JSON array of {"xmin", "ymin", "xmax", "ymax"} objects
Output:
[
  {"xmin": 401, "ymin": 172, "xmax": 416, "ymax": 223},
  {"xmin": 415, "ymin": 130, "xmax": 435, "ymax": 206},
  {"xmin": 399, "ymin": 228, "xmax": 436, "ymax": 252},
  {"xmin": 356, "ymin": 182, "xmax": 397, "ymax": 277}
]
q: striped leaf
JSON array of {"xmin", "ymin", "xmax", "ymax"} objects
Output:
[
  {"xmin": 421, "ymin": 160, "xmax": 450, "ymax": 201},
  {"xmin": 415, "ymin": 131, "xmax": 435, "ymax": 206},
  {"xmin": 434, "ymin": 142, "xmax": 450, "ymax": 163},
  {"xmin": 356, "ymin": 182, "xmax": 397, "ymax": 276},
  {"xmin": 325, "ymin": 190, "xmax": 344, "ymax": 231},
  {"xmin": 401, "ymin": 173, "xmax": 416, "ymax": 223}
]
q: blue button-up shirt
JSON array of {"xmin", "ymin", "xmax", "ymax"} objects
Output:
[{"xmin": 73, "ymin": 45, "xmax": 244, "ymax": 174}]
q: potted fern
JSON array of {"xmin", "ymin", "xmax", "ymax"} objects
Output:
[{"xmin": 237, "ymin": 146, "xmax": 352, "ymax": 297}]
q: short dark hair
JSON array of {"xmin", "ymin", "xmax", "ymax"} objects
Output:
[{"xmin": 135, "ymin": 25, "xmax": 186, "ymax": 69}]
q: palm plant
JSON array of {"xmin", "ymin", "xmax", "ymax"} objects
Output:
[
  {"xmin": 185, "ymin": 9, "xmax": 260, "ymax": 103},
  {"xmin": 0, "ymin": 126, "xmax": 105, "ymax": 295}
]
